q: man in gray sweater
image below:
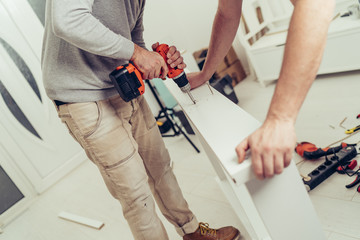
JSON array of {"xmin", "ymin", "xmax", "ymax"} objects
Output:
[{"xmin": 41, "ymin": 1, "xmax": 240, "ymax": 240}]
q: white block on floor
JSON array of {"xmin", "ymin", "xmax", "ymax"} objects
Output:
[{"xmin": 58, "ymin": 211, "xmax": 104, "ymax": 230}]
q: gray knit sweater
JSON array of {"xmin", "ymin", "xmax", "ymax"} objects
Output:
[{"xmin": 41, "ymin": 0, "xmax": 146, "ymax": 102}]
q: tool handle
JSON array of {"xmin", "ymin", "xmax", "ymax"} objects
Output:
[
  {"xmin": 303, "ymin": 142, "xmax": 350, "ymax": 159},
  {"xmin": 336, "ymin": 159, "xmax": 357, "ymax": 173},
  {"xmin": 155, "ymin": 44, "xmax": 183, "ymax": 79},
  {"xmin": 345, "ymin": 125, "xmax": 360, "ymax": 134},
  {"xmin": 346, "ymin": 175, "xmax": 360, "ymax": 188},
  {"xmin": 303, "ymin": 145, "xmax": 341, "ymax": 159}
]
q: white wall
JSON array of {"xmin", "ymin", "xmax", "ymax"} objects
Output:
[{"xmin": 143, "ymin": 0, "xmax": 218, "ymax": 72}]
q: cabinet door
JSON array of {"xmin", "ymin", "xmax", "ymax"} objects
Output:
[{"xmin": 0, "ymin": 0, "xmax": 85, "ymax": 193}]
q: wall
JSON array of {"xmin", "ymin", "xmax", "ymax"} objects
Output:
[{"xmin": 143, "ymin": 0, "xmax": 218, "ymax": 70}]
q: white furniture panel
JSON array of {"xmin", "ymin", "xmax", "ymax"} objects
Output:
[{"xmin": 164, "ymin": 80, "xmax": 326, "ymax": 240}]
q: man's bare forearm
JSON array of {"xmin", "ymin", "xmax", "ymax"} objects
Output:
[
  {"xmin": 201, "ymin": 0, "xmax": 242, "ymax": 80},
  {"xmin": 266, "ymin": 0, "xmax": 335, "ymax": 123}
]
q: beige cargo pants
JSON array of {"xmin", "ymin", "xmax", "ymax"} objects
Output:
[{"xmin": 56, "ymin": 94, "xmax": 198, "ymax": 239}]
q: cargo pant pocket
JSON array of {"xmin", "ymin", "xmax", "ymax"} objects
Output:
[
  {"xmin": 57, "ymin": 105, "xmax": 79, "ymax": 144},
  {"xmin": 67, "ymin": 101, "xmax": 102, "ymax": 139},
  {"xmin": 139, "ymin": 97, "xmax": 157, "ymax": 130}
]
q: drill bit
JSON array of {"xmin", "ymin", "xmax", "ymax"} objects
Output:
[
  {"xmin": 187, "ymin": 91, "xmax": 196, "ymax": 104},
  {"xmin": 172, "ymin": 72, "xmax": 196, "ymax": 104},
  {"xmin": 207, "ymin": 82, "xmax": 214, "ymax": 94}
]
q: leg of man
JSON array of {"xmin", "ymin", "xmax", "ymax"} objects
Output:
[
  {"xmin": 56, "ymin": 97, "xmax": 169, "ymax": 240},
  {"xmin": 110, "ymin": 95, "xmax": 199, "ymax": 237},
  {"xmin": 122, "ymin": 96, "xmax": 241, "ymax": 240}
]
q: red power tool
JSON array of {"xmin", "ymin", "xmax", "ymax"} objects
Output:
[
  {"xmin": 295, "ymin": 142, "xmax": 356, "ymax": 160},
  {"xmin": 109, "ymin": 43, "xmax": 197, "ymax": 103},
  {"xmin": 109, "ymin": 63, "xmax": 145, "ymax": 102},
  {"xmin": 155, "ymin": 44, "xmax": 196, "ymax": 104}
]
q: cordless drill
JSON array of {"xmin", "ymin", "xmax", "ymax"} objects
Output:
[
  {"xmin": 155, "ymin": 44, "xmax": 196, "ymax": 104},
  {"xmin": 109, "ymin": 43, "xmax": 196, "ymax": 104},
  {"xmin": 109, "ymin": 63, "xmax": 144, "ymax": 102}
]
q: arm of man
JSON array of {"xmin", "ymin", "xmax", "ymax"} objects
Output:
[
  {"xmin": 187, "ymin": 0, "xmax": 243, "ymax": 88},
  {"xmin": 51, "ymin": 0, "xmax": 167, "ymax": 79},
  {"xmin": 236, "ymin": 0, "xmax": 335, "ymax": 179}
]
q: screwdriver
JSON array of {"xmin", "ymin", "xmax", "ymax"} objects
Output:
[
  {"xmin": 155, "ymin": 44, "xmax": 196, "ymax": 104},
  {"xmin": 345, "ymin": 125, "xmax": 360, "ymax": 134}
]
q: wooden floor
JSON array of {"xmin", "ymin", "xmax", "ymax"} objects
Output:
[{"xmin": 1, "ymin": 70, "xmax": 360, "ymax": 240}]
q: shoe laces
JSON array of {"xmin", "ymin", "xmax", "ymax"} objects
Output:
[{"xmin": 199, "ymin": 222, "xmax": 217, "ymax": 237}]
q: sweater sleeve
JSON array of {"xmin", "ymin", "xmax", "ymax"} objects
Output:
[
  {"xmin": 51, "ymin": 0, "xmax": 134, "ymax": 60},
  {"xmin": 131, "ymin": 2, "xmax": 146, "ymax": 49}
]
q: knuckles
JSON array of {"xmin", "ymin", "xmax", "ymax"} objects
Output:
[{"xmin": 265, "ymin": 173, "xmax": 274, "ymax": 178}]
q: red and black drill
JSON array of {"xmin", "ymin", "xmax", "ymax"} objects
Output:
[
  {"xmin": 109, "ymin": 44, "xmax": 196, "ymax": 104},
  {"xmin": 109, "ymin": 63, "xmax": 145, "ymax": 102},
  {"xmin": 295, "ymin": 142, "xmax": 357, "ymax": 160},
  {"xmin": 155, "ymin": 44, "xmax": 196, "ymax": 104}
]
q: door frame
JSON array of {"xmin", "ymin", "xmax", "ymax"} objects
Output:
[{"xmin": 0, "ymin": 131, "xmax": 36, "ymax": 226}]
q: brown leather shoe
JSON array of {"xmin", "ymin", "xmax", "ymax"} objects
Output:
[{"xmin": 183, "ymin": 222, "xmax": 241, "ymax": 240}]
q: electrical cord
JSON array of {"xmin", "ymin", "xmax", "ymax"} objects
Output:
[
  {"xmin": 325, "ymin": 131, "xmax": 360, "ymax": 148},
  {"xmin": 329, "ymin": 149, "xmax": 360, "ymax": 177}
]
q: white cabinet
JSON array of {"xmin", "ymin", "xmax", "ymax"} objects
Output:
[
  {"xmin": 237, "ymin": 0, "xmax": 360, "ymax": 85},
  {"xmin": 319, "ymin": 17, "xmax": 360, "ymax": 74}
]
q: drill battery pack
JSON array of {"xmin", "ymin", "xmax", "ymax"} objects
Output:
[{"xmin": 109, "ymin": 63, "xmax": 145, "ymax": 102}]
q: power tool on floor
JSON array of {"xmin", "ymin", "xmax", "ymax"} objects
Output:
[
  {"xmin": 109, "ymin": 43, "xmax": 196, "ymax": 104},
  {"xmin": 295, "ymin": 142, "xmax": 356, "ymax": 160}
]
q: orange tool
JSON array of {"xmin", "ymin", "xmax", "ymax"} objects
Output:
[
  {"xmin": 295, "ymin": 142, "xmax": 356, "ymax": 160},
  {"xmin": 336, "ymin": 159, "xmax": 358, "ymax": 174},
  {"xmin": 155, "ymin": 44, "xmax": 196, "ymax": 104},
  {"xmin": 109, "ymin": 63, "xmax": 145, "ymax": 102}
]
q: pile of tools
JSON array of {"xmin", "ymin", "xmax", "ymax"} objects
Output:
[{"xmin": 296, "ymin": 114, "xmax": 360, "ymax": 192}]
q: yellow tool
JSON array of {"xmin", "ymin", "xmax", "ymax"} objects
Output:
[{"xmin": 345, "ymin": 125, "xmax": 360, "ymax": 134}]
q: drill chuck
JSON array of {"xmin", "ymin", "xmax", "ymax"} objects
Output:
[
  {"xmin": 173, "ymin": 72, "xmax": 191, "ymax": 93},
  {"xmin": 173, "ymin": 71, "xmax": 196, "ymax": 104}
]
